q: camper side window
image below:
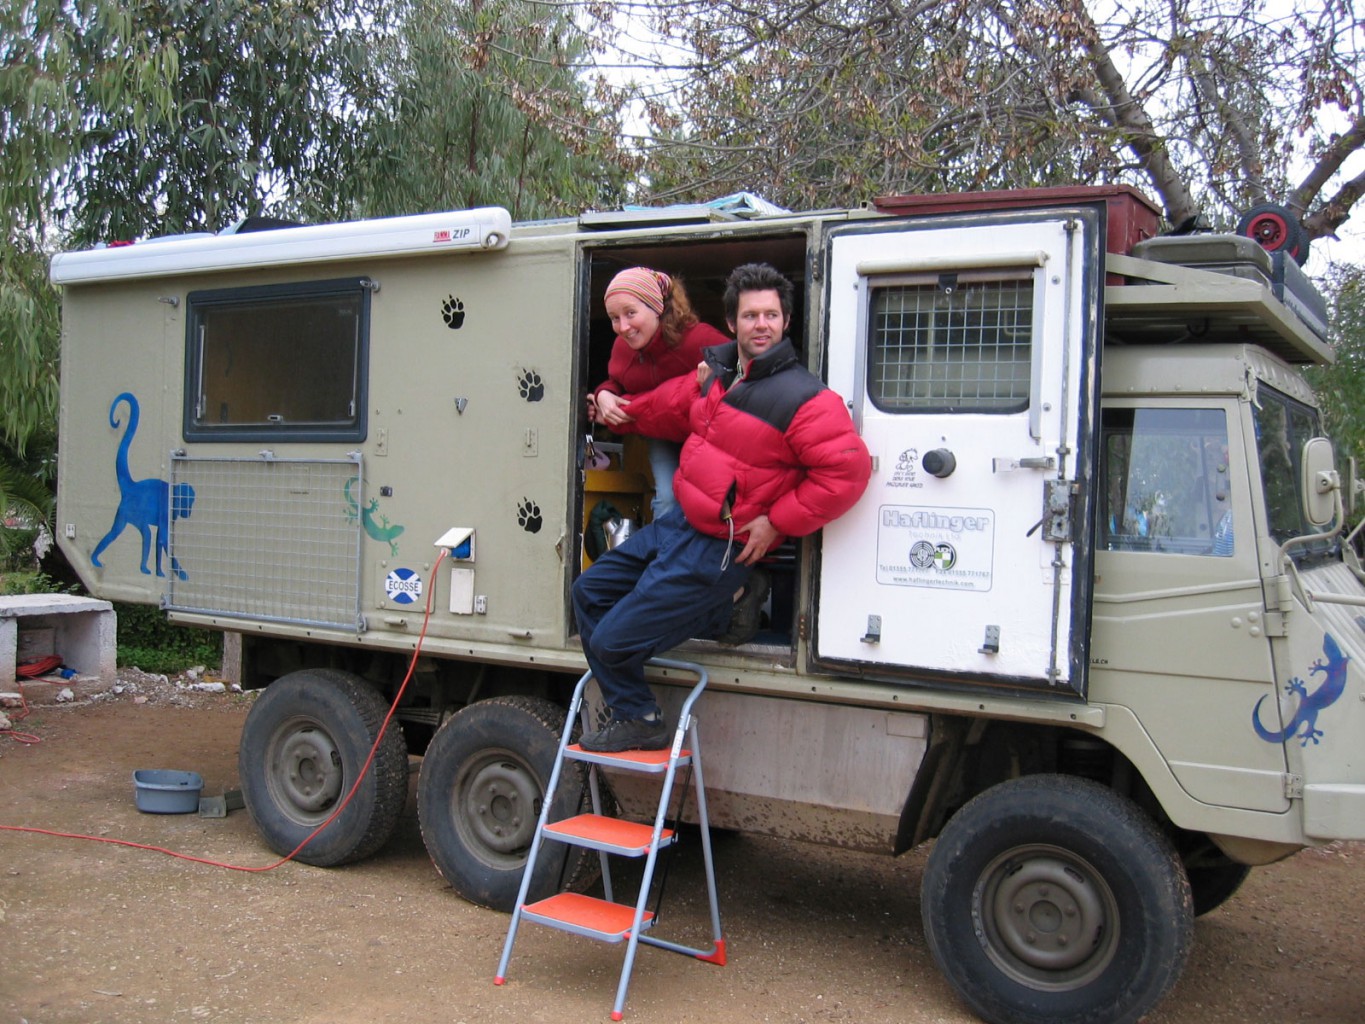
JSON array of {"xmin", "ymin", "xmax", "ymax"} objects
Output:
[
  {"xmin": 866, "ymin": 272, "xmax": 1032, "ymax": 413},
  {"xmin": 1101, "ymin": 408, "xmax": 1233, "ymax": 556},
  {"xmin": 183, "ymin": 278, "xmax": 369, "ymax": 442}
]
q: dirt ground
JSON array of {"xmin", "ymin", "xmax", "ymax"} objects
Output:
[{"xmin": 2, "ymin": 671, "xmax": 1363, "ymax": 1024}]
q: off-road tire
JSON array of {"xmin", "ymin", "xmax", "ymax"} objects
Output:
[
  {"xmin": 417, "ymin": 695, "xmax": 599, "ymax": 911},
  {"xmin": 921, "ymin": 774, "xmax": 1193, "ymax": 1024},
  {"xmin": 239, "ymin": 668, "xmax": 409, "ymax": 866}
]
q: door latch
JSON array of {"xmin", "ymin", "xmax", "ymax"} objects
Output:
[
  {"xmin": 993, "ymin": 455, "xmax": 1056, "ymax": 472},
  {"xmin": 1043, "ymin": 479, "xmax": 1076, "ymax": 542}
]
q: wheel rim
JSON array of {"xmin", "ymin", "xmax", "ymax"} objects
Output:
[
  {"xmin": 451, "ymin": 749, "xmax": 543, "ymax": 865},
  {"xmin": 266, "ymin": 717, "xmax": 345, "ymax": 824},
  {"xmin": 972, "ymin": 843, "xmax": 1120, "ymax": 990},
  {"xmin": 1246, "ymin": 211, "xmax": 1289, "ymax": 250}
]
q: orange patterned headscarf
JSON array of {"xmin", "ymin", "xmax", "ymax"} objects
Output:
[{"xmin": 604, "ymin": 267, "xmax": 671, "ymax": 315}]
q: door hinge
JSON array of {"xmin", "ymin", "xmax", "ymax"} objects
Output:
[{"xmin": 1283, "ymin": 773, "xmax": 1304, "ymax": 799}]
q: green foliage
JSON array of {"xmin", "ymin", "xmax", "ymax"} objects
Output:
[
  {"xmin": 0, "ymin": 242, "xmax": 60, "ymax": 457},
  {"xmin": 0, "ymin": 426, "xmax": 56, "ymax": 571},
  {"xmin": 0, "ymin": 568, "xmax": 73, "ymax": 596},
  {"xmin": 1306, "ymin": 263, "xmax": 1365, "ymax": 462},
  {"xmin": 61, "ymin": 0, "xmax": 386, "ymax": 240},
  {"xmin": 113, "ymin": 602, "xmax": 222, "ymax": 674},
  {"xmin": 355, "ymin": 0, "xmax": 631, "ymax": 220},
  {"xmin": 614, "ymin": 0, "xmax": 1363, "ymax": 238},
  {"xmin": 628, "ymin": 0, "xmax": 1135, "ymax": 209}
]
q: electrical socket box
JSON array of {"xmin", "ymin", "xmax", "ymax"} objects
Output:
[
  {"xmin": 450, "ymin": 567, "xmax": 475, "ymax": 615},
  {"xmin": 434, "ymin": 527, "xmax": 475, "ymax": 561}
]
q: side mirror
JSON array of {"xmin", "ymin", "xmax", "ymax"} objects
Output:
[{"xmin": 1302, "ymin": 437, "xmax": 1339, "ymax": 528}]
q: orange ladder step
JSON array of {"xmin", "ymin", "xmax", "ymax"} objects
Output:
[
  {"xmin": 566, "ymin": 743, "xmax": 691, "ymax": 771},
  {"xmin": 543, "ymin": 813, "xmax": 675, "ymax": 856},
  {"xmin": 521, "ymin": 892, "xmax": 656, "ymax": 942}
]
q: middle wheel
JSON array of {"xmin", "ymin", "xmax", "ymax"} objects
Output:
[{"xmin": 417, "ymin": 694, "xmax": 599, "ymax": 910}]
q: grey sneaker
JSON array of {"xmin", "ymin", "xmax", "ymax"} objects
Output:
[
  {"xmin": 717, "ymin": 567, "xmax": 771, "ymax": 645},
  {"xmin": 579, "ymin": 715, "xmax": 671, "ymax": 753}
]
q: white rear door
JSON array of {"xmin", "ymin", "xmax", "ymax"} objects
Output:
[{"xmin": 815, "ymin": 208, "xmax": 1102, "ymax": 695}]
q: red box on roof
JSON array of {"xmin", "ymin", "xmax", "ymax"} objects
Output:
[{"xmin": 872, "ymin": 185, "xmax": 1164, "ymax": 257}]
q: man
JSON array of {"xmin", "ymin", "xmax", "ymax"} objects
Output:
[{"xmin": 572, "ymin": 262, "xmax": 871, "ymax": 752}]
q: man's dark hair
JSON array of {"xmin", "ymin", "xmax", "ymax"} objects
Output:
[{"xmin": 723, "ymin": 262, "xmax": 794, "ymax": 323}]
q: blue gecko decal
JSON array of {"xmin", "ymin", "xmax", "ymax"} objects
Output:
[
  {"xmin": 1252, "ymin": 633, "xmax": 1350, "ymax": 746},
  {"xmin": 343, "ymin": 476, "xmax": 404, "ymax": 555}
]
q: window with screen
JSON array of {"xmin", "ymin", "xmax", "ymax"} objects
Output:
[
  {"xmin": 867, "ymin": 272, "xmax": 1034, "ymax": 413},
  {"xmin": 184, "ymin": 278, "xmax": 369, "ymax": 442}
]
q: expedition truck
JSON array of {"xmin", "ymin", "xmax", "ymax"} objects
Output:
[{"xmin": 50, "ymin": 185, "xmax": 1365, "ymax": 1024}]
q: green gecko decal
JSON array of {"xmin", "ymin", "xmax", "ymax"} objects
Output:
[{"xmin": 344, "ymin": 476, "xmax": 405, "ymax": 555}]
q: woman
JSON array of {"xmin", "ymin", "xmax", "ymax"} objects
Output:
[{"xmin": 588, "ymin": 267, "xmax": 729, "ymax": 517}]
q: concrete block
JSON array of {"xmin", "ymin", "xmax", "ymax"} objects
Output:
[{"xmin": 0, "ymin": 594, "xmax": 117, "ymax": 688}]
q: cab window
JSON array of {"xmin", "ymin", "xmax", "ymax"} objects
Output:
[{"xmin": 1102, "ymin": 408, "xmax": 1233, "ymax": 555}]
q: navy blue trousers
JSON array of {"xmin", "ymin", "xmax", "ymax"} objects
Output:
[{"xmin": 572, "ymin": 507, "xmax": 751, "ymax": 719}]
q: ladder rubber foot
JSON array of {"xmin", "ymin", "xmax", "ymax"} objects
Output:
[
  {"xmin": 696, "ymin": 937, "xmax": 727, "ymax": 966},
  {"xmin": 611, "ymin": 1013, "xmax": 623, "ymax": 1021},
  {"xmin": 494, "ymin": 977, "xmax": 505, "ymax": 986}
]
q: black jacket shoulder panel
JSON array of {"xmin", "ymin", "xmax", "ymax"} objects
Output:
[{"xmin": 723, "ymin": 339, "xmax": 826, "ymax": 433}]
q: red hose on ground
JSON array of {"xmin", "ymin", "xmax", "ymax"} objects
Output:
[{"xmin": 0, "ymin": 549, "xmax": 448, "ymax": 872}]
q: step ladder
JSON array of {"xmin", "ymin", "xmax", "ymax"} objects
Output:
[{"xmin": 495, "ymin": 658, "xmax": 725, "ymax": 1020}]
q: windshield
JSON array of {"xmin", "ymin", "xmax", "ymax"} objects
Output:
[{"xmin": 1252, "ymin": 383, "xmax": 1337, "ymax": 556}]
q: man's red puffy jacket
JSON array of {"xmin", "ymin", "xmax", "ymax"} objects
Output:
[{"xmin": 621, "ymin": 338, "xmax": 871, "ymax": 544}]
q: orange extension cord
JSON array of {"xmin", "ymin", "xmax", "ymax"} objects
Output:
[
  {"xmin": 1, "ymin": 683, "xmax": 42, "ymax": 746},
  {"xmin": 0, "ymin": 549, "xmax": 447, "ymax": 872}
]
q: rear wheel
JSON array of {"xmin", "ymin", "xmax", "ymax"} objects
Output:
[
  {"xmin": 238, "ymin": 668, "xmax": 408, "ymax": 866},
  {"xmin": 921, "ymin": 774, "xmax": 1193, "ymax": 1024},
  {"xmin": 417, "ymin": 695, "xmax": 598, "ymax": 910}
]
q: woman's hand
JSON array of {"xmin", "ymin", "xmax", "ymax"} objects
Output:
[{"xmin": 595, "ymin": 390, "xmax": 634, "ymax": 428}]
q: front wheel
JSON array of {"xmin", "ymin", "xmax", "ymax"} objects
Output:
[
  {"xmin": 238, "ymin": 668, "xmax": 409, "ymax": 866},
  {"xmin": 921, "ymin": 774, "xmax": 1193, "ymax": 1024}
]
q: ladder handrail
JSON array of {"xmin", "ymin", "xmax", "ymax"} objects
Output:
[{"xmin": 573, "ymin": 657, "xmax": 710, "ymax": 739}]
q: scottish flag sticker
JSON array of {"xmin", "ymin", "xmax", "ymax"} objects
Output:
[{"xmin": 385, "ymin": 567, "xmax": 423, "ymax": 605}]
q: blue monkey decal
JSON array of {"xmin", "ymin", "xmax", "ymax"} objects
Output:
[{"xmin": 90, "ymin": 393, "xmax": 195, "ymax": 580}]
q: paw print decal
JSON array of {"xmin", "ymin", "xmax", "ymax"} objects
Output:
[
  {"xmin": 518, "ymin": 369, "xmax": 544, "ymax": 402},
  {"xmin": 442, "ymin": 295, "xmax": 466, "ymax": 329},
  {"xmin": 517, "ymin": 498, "xmax": 543, "ymax": 534}
]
